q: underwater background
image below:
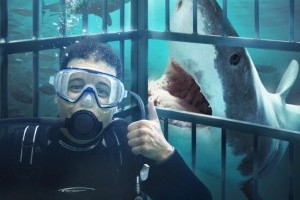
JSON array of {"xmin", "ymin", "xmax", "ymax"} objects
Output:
[{"xmin": 1, "ymin": 0, "xmax": 300, "ymax": 199}]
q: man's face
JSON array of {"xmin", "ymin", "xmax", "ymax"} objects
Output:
[{"xmin": 55, "ymin": 57, "xmax": 117, "ymax": 143}]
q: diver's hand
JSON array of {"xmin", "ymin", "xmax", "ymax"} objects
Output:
[{"xmin": 127, "ymin": 101, "xmax": 174, "ymax": 162}]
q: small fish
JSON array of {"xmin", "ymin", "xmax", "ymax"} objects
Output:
[
  {"xmin": 9, "ymin": 30, "xmax": 23, "ymax": 35},
  {"xmin": 8, "ymin": 58, "xmax": 23, "ymax": 64},
  {"xmin": 39, "ymin": 83, "xmax": 56, "ymax": 95},
  {"xmin": 12, "ymin": 8, "xmax": 32, "ymax": 17},
  {"xmin": 10, "ymin": 89, "xmax": 32, "ymax": 104},
  {"xmin": 8, "ymin": 108, "xmax": 27, "ymax": 118},
  {"xmin": 40, "ymin": 53, "xmax": 56, "ymax": 62},
  {"xmin": 40, "ymin": 67, "xmax": 58, "ymax": 74},
  {"xmin": 256, "ymin": 64, "xmax": 278, "ymax": 74},
  {"xmin": 42, "ymin": 0, "xmax": 60, "ymax": 13},
  {"xmin": 15, "ymin": 58, "xmax": 23, "ymax": 62},
  {"xmin": 49, "ymin": 13, "xmax": 60, "ymax": 17},
  {"xmin": 8, "ymin": 21, "xmax": 21, "ymax": 28}
]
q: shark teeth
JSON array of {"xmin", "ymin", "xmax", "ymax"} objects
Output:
[{"xmin": 148, "ymin": 60, "xmax": 212, "ymax": 123}]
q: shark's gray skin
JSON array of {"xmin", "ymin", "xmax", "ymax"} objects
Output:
[{"xmin": 148, "ymin": 0, "xmax": 300, "ymax": 199}]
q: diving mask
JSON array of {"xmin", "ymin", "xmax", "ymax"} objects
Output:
[{"xmin": 49, "ymin": 68, "xmax": 127, "ymax": 108}]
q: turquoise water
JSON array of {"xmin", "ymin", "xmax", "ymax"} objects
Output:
[{"xmin": 2, "ymin": 0, "xmax": 300, "ymax": 200}]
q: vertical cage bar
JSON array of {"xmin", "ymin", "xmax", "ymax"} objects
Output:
[
  {"xmin": 119, "ymin": 39, "xmax": 125, "ymax": 110},
  {"xmin": 102, "ymin": 0, "xmax": 108, "ymax": 32},
  {"xmin": 0, "ymin": 0, "xmax": 8, "ymax": 118},
  {"xmin": 222, "ymin": 0, "xmax": 228, "ymax": 36},
  {"xmin": 120, "ymin": 40, "xmax": 125, "ymax": 80},
  {"xmin": 0, "ymin": 0, "xmax": 8, "ymax": 41},
  {"xmin": 32, "ymin": 52, "xmax": 39, "ymax": 117},
  {"xmin": 82, "ymin": 0, "xmax": 88, "ymax": 35},
  {"xmin": 59, "ymin": 0, "xmax": 66, "ymax": 36},
  {"xmin": 191, "ymin": 123, "xmax": 196, "ymax": 172},
  {"xmin": 32, "ymin": 0, "xmax": 40, "ymax": 39},
  {"xmin": 32, "ymin": 0, "xmax": 40, "ymax": 117},
  {"xmin": 119, "ymin": 0, "xmax": 125, "ymax": 109},
  {"xmin": 192, "ymin": 0, "xmax": 197, "ymax": 34},
  {"xmin": 254, "ymin": 0, "xmax": 260, "ymax": 38},
  {"xmin": 288, "ymin": 141, "xmax": 294, "ymax": 200},
  {"xmin": 131, "ymin": 0, "xmax": 148, "ymax": 104},
  {"xmin": 221, "ymin": 128, "xmax": 227, "ymax": 200},
  {"xmin": 253, "ymin": 134, "xmax": 259, "ymax": 200},
  {"xmin": 0, "ymin": 52, "xmax": 8, "ymax": 118},
  {"xmin": 165, "ymin": 0, "xmax": 170, "ymax": 32},
  {"xmin": 163, "ymin": 118, "xmax": 169, "ymax": 140},
  {"xmin": 120, "ymin": 0, "xmax": 125, "ymax": 31},
  {"xmin": 289, "ymin": 0, "xmax": 295, "ymax": 42},
  {"xmin": 131, "ymin": 0, "xmax": 138, "ymax": 98}
]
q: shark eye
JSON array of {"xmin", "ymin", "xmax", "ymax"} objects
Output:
[
  {"xmin": 177, "ymin": 0, "xmax": 183, "ymax": 10},
  {"xmin": 229, "ymin": 53, "xmax": 241, "ymax": 66}
]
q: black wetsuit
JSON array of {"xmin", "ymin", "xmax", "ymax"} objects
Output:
[{"xmin": 0, "ymin": 119, "xmax": 212, "ymax": 200}]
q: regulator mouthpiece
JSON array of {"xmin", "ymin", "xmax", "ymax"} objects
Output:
[{"xmin": 67, "ymin": 110, "xmax": 103, "ymax": 140}]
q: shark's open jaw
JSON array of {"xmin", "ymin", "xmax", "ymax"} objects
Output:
[{"xmin": 149, "ymin": 60, "xmax": 212, "ymax": 118}]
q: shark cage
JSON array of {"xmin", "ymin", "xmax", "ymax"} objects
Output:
[{"xmin": 1, "ymin": 0, "xmax": 300, "ymax": 200}]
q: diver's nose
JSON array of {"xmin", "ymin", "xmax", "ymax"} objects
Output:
[{"xmin": 79, "ymin": 92, "xmax": 96, "ymax": 108}]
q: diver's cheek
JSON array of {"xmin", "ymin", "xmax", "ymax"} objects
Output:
[
  {"xmin": 96, "ymin": 108, "xmax": 116, "ymax": 128},
  {"xmin": 57, "ymin": 99, "xmax": 74, "ymax": 119}
]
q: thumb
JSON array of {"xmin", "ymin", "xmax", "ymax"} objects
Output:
[{"xmin": 148, "ymin": 100, "xmax": 159, "ymax": 122}]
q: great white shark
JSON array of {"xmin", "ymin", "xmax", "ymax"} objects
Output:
[{"xmin": 148, "ymin": 0, "xmax": 300, "ymax": 199}]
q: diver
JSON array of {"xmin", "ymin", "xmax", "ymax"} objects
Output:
[{"xmin": 0, "ymin": 39, "xmax": 212, "ymax": 200}]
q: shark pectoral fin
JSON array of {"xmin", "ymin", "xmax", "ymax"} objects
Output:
[{"xmin": 276, "ymin": 60, "xmax": 299, "ymax": 100}]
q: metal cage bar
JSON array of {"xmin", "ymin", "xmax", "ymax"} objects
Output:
[
  {"xmin": 32, "ymin": 51, "xmax": 39, "ymax": 117},
  {"xmin": 32, "ymin": 0, "xmax": 40, "ymax": 117},
  {"xmin": 156, "ymin": 107, "xmax": 299, "ymax": 200},
  {"xmin": 1, "ymin": 32, "xmax": 136, "ymax": 54},
  {"xmin": 221, "ymin": 128, "xmax": 227, "ymax": 200},
  {"xmin": 82, "ymin": 0, "xmax": 88, "ymax": 35},
  {"xmin": 193, "ymin": 0, "xmax": 197, "ymax": 34},
  {"xmin": 131, "ymin": 0, "xmax": 148, "ymax": 103},
  {"xmin": 289, "ymin": 0, "xmax": 295, "ymax": 41},
  {"xmin": 222, "ymin": 0, "xmax": 228, "ymax": 36},
  {"xmin": 0, "ymin": 0, "xmax": 8, "ymax": 118},
  {"xmin": 148, "ymin": 31, "xmax": 300, "ymax": 52},
  {"xmin": 120, "ymin": 0, "xmax": 125, "ymax": 31},
  {"xmin": 191, "ymin": 123, "xmax": 196, "ymax": 171},
  {"xmin": 165, "ymin": 0, "xmax": 170, "ymax": 32},
  {"xmin": 253, "ymin": 134, "xmax": 259, "ymax": 200},
  {"xmin": 32, "ymin": 0, "xmax": 40, "ymax": 39},
  {"xmin": 0, "ymin": 53, "xmax": 8, "ymax": 118},
  {"xmin": 0, "ymin": 0, "xmax": 8, "ymax": 41},
  {"xmin": 254, "ymin": 0, "xmax": 260, "ymax": 38},
  {"xmin": 59, "ymin": 0, "xmax": 66, "ymax": 37},
  {"xmin": 102, "ymin": 0, "xmax": 108, "ymax": 32},
  {"xmin": 289, "ymin": 141, "xmax": 294, "ymax": 200},
  {"xmin": 163, "ymin": 118, "xmax": 169, "ymax": 140},
  {"xmin": 156, "ymin": 108, "xmax": 300, "ymax": 145}
]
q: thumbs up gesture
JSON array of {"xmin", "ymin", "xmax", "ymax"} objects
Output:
[{"xmin": 127, "ymin": 101, "xmax": 174, "ymax": 162}]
